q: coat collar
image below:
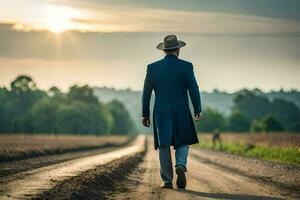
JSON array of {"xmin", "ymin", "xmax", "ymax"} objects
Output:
[{"xmin": 164, "ymin": 54, "xmax": 178, "ymax": 59}]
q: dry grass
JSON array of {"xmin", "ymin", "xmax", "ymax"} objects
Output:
[
  {"xmin": 199, "ymin": 132, "xmax": 300, "ymax": 150},
  {"xmin": 0, "ymin": 134, "xmax": 130, "ymax": 162},
  {"xmin": 196, "ymin": 132, "xmax": 300, "ymax": 166}
]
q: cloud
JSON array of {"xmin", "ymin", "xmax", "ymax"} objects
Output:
[
  {"xmin": 1, "ymin": 22, "xmax": 300, "ymax": 61},
  {"xmin": 50, "ymin": 0, "xmax": 300, "ymax": 21},
  {"xmin": 1, "ymin": 1, "xmax": 300, "ymax": 34},
  {"xmin": 51, "ymin": 4, "xmax": 300, "ymax": 33}
]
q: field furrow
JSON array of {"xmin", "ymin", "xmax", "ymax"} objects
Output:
[{"xmin": 0, "ymin": 135, "xmax": 145, "ymax": 200}]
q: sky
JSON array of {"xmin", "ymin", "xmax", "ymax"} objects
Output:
[{"xmin": 0, "ymin": 0, "xmax": 300, "ymax": 92}]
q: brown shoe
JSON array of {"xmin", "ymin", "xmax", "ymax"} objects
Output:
[
  {"xmin": 160, "ymin": 182, "xmax": 173, "ymax": 189},
  {"xmin": 175, "ymin": 165, "xmax": 186, "ymax": 189}
]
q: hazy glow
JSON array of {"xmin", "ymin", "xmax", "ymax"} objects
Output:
[
  {"xmin": 43, "ymin": 5, "xmax": 74, "ymax": 33},
  {"xmin": 41, "ymin": 5, "xmax": 79, "ymax": 34},
  {"xmin": 9, "ymin": 4, "xmax": 84, "ymax": 33}
]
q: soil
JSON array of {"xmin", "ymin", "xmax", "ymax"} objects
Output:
[
  {"xmin": 35, "ymin": 151, "xmax": 146, "ymax": 200},
  {"xmin": 0, "ymin": 134, "xmax": 131, "ymax": 162},
  {"xmin": 0, "ymin": 146, "xmax": 121, "ymax": 184},
  {"xmin": 1, "ymin": 136, "xmax": 299, "ymax": 200},
  {"xmin": 0, "ymin": 135, "xmax": 145, "ymax": 200},
  {"xmin": 190, "ymin": 148, "xmax": 300, "ymax": 193},
  {"xmin": 0, "ymin": 137, "xmax": 133, "ymax": 179},
  {"xmin": 112, "ymin": 138, "xmax": 300, "ymax": 200}
]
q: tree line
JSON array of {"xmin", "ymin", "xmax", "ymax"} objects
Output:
[
  {"xmin": 0, "ymin": 75, "xmax": 135, "ymax": 135},
  {"xmin": 196, "ymin": 90, "xmax": 300, "ymax": 133}
]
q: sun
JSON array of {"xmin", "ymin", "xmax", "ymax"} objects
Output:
[{"xmin": 44, "ymin": 5, "xmax": 77, "ymax": 34}]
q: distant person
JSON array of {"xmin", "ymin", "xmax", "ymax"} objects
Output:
[
  {"xmin": 142, "ymin": 35, "xmax": 202, "ymax": 189},
  {"xmin": 212, "ymin": 129, "xmax": 222, "ymax": 149}
]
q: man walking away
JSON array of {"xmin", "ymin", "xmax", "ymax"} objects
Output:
[{"xmin": 142, "ymin": 35, "xmax": 202, "ymax": 189}]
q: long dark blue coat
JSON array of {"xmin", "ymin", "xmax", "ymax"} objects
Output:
[{"xmin": 142, "ymin": 54, "xmax": 202, "ymax": 149}]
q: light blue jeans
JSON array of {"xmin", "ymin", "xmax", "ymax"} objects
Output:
[{"xmin": 158, "ymin": 145, "xmax": 189, "ymax": 184}]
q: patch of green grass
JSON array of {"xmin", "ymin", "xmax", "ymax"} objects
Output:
[{"xmin": 194, "ymin": 141, "xmax": 300, "ymax": 166}]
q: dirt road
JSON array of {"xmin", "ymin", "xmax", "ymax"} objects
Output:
[
  {"xmin": 1, "ymin": 135, "xmax": 299, "ymax": 200},
  {"xmin": 113, "ymin": 138, "xmax": 299, "ymax": 200}
]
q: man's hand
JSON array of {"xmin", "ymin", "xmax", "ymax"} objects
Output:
[
  {"xmin": 195, "ymin": 112, "xmax": 202, "ymax": 121},
  {"xmin": 142, "ymin": 117, "xmax": 151, "ymax": 127}
]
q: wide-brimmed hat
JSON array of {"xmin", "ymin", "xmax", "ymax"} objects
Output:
[{"xmin": 156, "ymin": 35, "xmax": 186, "ymax": 50}]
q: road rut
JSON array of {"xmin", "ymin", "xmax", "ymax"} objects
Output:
[{"xmin": 1, "ymin": 135, "xmax": 145, "ymax": 200}]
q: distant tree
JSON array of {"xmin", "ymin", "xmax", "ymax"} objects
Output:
[
  {"xmin": 0, "ymin": 87, "xmax": 8, "ymax": 132},
  {"xmin": 67, "ymin": 85, "xmax": 99, "ymax": 105},
  {"xmin": 49, "ymin": 86, "xmax": 67, "ymax": 103},
  {"xmin": 107, "ymin": 100, "xmax": 134, "ymax": 134},
  {"xmin": 0, "ymin": 76, "xmax": 137, "ymax": 135},
  {"xmin": 233, "ymin": 91, "xmax": 272, "ymax": 120},
  {"xmin": 0, "ymin": 87, "xmax": 7, "ymax": 98},
  {"xmin": 250, "ymin": 120, "xmax": 265, "ymax": 133},
  {"xmin": 261, "ymin": 114, "xmax": 284, "ymax": 132},
  {"xmin": 31, "ymin": 99, "xmax": 59, "ymax": 133},
  {"xmin": 56, "ymin": 102, "xmax": 113, "ymax": 135},
  {"xmin": 289, "ymin": 121, "xmax": 300, "ymax": 132},
  {"xmin": 228, "ymin": 111, "xmax": 250, "ymax": 132},
  {"xmin": 10, "ymin": 75, "xmax": 37, "ymax": 93},
  {"xmin": 49, "ymin": 86, "xmax": 61, "ymax": 97},
  {"xmin": 196, "ymin": 107, "xmax": 227, "ymax": 132},
  {"xmin": 5, "ymin": 75, "xmax": 45, "ymax": 132},
  {"xmin": 232, "ymin": 91, "xmax": 300, "ymax": 131},
  {"xmin": 271, "ymin": 99, "xmax": 300, "ymax": 130},
  {"xmin": 250, "ymin": 114, "xmax": 284, "ymax": 133}
]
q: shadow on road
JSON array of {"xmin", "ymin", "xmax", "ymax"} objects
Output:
[{"xmin": 178, "ymin": 189, "xmax": 284, "ymax": 200}]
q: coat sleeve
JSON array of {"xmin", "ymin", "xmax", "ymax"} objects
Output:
[
  {"xmin": 187, "ymin": 64, "xmax": 202, "ymax": 114},
  {"xmin": 142, "ymin": 65, "xmax": 153, "ymax": 118}
]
